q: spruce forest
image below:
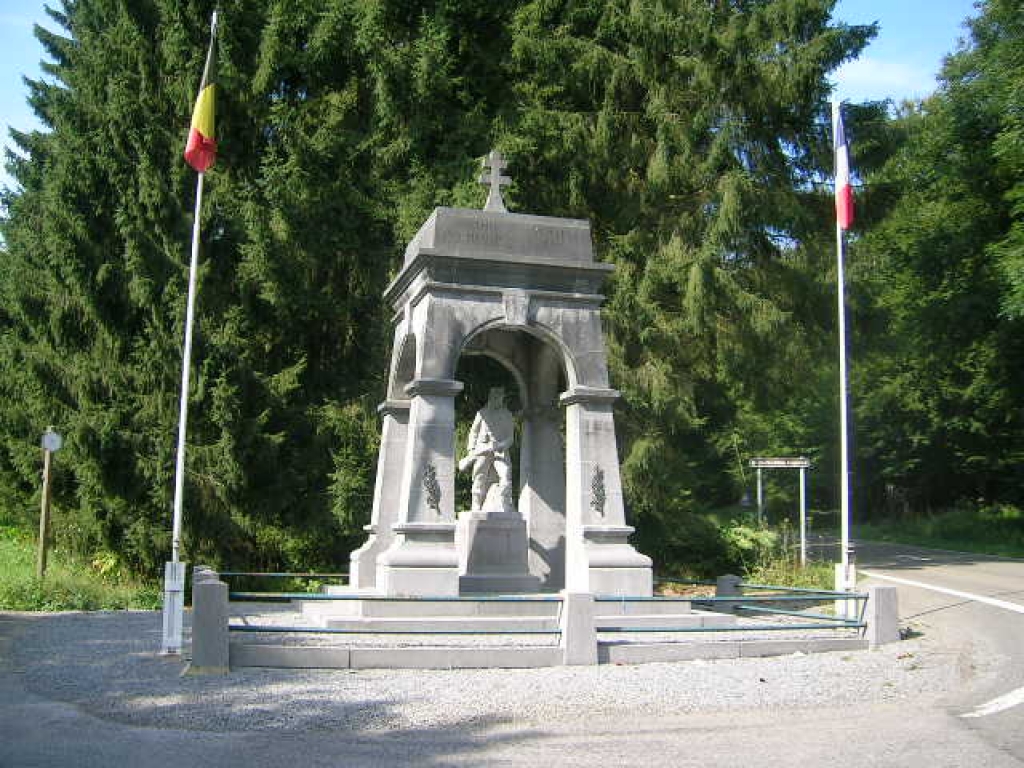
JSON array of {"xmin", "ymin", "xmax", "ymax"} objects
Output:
[{"xmin": 1, "ymin": 0, "xmax": 1022, "ymax": 579}]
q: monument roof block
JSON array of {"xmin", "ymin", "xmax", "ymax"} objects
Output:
[{"xmin": 403, "ymin": 206, "xmax": 596, "ymax": 268}]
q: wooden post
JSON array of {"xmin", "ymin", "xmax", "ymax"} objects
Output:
[{"xmin": 36, "ymin": 446, "xmax": 53, "ymax": 578}]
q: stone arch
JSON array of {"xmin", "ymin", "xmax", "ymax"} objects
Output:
[
  {"xmin": 458, "ymin": 316, "xmax": 577, "ymax": 391},
  {"xmin": 387, "ymin": 331, "xmax": 417, "ymax": 400}
]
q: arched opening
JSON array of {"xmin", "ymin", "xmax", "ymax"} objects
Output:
[{"xmin": 454, "ymin": 325, "xmax": 569, "ymax": 591}]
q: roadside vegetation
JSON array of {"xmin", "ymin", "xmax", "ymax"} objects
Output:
[
  {"xmin": 0, "ymin": 525, "xmax": 160, "ymax": 611},
  {"xmin": 858, "ymin": 505, "xmax": 1024, "ymax": 560}
]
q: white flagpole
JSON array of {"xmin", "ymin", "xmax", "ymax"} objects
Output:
[
  {"xmin": 172, "ymin": 170, "xmax": 204, "ymax": 564},
  {"xmin": 161, "ymin": 170, "xmax": 204, "ymax": 655},
  {"xmin": 836, "ymin": 211, "xmax": 851, "ymax": 573},
  {"xmin": 162, "ymin": 8, "xmax": 218, "ymax": 656},
  {"xmin": 832, "ymin": 100, "xmax": 854, "ymax": 609}
]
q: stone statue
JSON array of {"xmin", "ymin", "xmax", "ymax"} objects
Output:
[{"xmin": 458, "ymin": 387, "xmax": 515, "ymax": 512}]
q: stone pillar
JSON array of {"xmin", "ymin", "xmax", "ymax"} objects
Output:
[
  {"xmin": 185, "ymin": 568, "xmax": 229, "ymax": 675},
  {"xmin": 559, "ymin": 591, "xmax": 598, "ymax": 666},
  {"xmin": 716, "ymin": 574, "xmax": 743, "ymax": 614},
  {"xmin": 866, "ymin": 585, "xmax": 900, "ymax": 648},
  {"xmin": 377, "ymin": 378, "xmax": 464, "ymax": 596},
  {"xmin": 519, "ymin": 343, "xmax": 566, "ymax": 590},
  {"xmin": 561, "ymin": 386, "xmax": 652, "ymax": 596},
  {"xmin": 349, "ymin": 400, "xmax": 409, "ymax": 590}
]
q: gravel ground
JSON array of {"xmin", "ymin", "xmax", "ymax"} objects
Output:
[{"xmin": 1, "ymin": 608, "xmax": 998, "ymax": 734}]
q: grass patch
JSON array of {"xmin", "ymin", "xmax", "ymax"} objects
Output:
[
  {"xmin": 859, "ymin": 504, "xmax": 1024, "ymax": 559},
  {"xmin": 0, "ymin": 526, "xmax": 161, "ymax": 611},
  {"xmin": 744, "ymin": 558, "xmax": 835, "ymax": 590}
]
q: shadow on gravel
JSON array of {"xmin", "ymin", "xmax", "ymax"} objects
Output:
[
  {"xmin": 0, "ymin": 614, "xmax": 552, "ymax": 757},
  {"xmin": 1, "ymin": 611, "xmax": 552, "ymax": 766}
]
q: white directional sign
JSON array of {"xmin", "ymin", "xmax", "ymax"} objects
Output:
[{"xmin": 749, "ymin": 457, "xmax": 810, "ymax": 469}]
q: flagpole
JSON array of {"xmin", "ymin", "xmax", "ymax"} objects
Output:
[
  {"xmin": 836, "ymin": 216, "xmax": 851, "ymax": 576},
  {"xmin": 162, "ymin": 9, "xmax": 218, "ymax": 655},
  {"xmin": 161, "ymin": 171, "xmax": 203, "ymax": 656},
  {"xmin": 832, "ymin": 100, "xmax": 854, "ymax": 612},
  {"xmin": 172, "ymin": 170, "xmax": 204, "ymax": 564}
]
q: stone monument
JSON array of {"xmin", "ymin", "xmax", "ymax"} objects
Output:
[{"xmin": 349, "ymin": 150, "xmax": 652, "ymax": 597}]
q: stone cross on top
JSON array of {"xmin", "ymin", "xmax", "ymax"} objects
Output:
[{"xmin": 478, "ymin": 149, "xmax": 511, "ymax": 213}]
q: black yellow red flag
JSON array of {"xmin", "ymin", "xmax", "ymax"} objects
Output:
[{"xmin": 184, "ymin": 18, "xmax": 217, "ymax": 173}]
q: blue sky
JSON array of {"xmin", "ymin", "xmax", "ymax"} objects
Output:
[{"xmin": 0, "ymin": 0, "xmax": 981, "ymax": 191}]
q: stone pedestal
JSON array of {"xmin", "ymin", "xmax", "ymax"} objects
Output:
[
  {"xmin": 456, "ymin": 509, "xmax": 541, "ymax": 593},
  {"xmin": 377, "ymin": 522, "xmax": 459, "ymax": 596}
]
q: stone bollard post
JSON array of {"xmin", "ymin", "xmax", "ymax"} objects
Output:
[
  {"xmin": 715, "ymin": 574, "xmax": 742, "ymax": 614},
  {"xmin": 185, "ymin": 569, "xmax": 230, "ymax": 675},
  {"xmin": 191, "ymin": 565, "xmax": 215, "ymax": 608},
  {"xmin": 559, "ymin": 591, "xmax": 597, "ymax": 666},
  {"xmin": 865, "ymin": 585, "xmax": 900, "ymax": 648}
]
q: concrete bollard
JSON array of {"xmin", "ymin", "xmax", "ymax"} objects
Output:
[
  {"xmin": 865, "ymin": 585, "xmax": 900, "ymax": 648},
  {"xmin": 185, "ymin": 572, "xmax": 230, "ymax": 675},
  {"xmin": 716, "ymin": 574, "xmax": 742, "ymax": 614},
  {"xmin": 559, "ymin": 592, "xmax": 598, "ymax": 666}
]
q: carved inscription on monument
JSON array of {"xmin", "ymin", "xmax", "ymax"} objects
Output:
[{"xmin": 451, "ymin": 219, "xmax": 505, "ymax": 248}]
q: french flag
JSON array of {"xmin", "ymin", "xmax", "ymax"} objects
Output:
[{"xmin": 832, "ymin": 102, "xmax": 854, "ymax": 230}]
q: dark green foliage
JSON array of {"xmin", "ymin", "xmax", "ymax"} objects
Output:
[
  {"xmin": 22, "ymin": 0, "xmax": 1023, "ymax": 578},
  {"xmin": 853, "ymin": 0, "xmax": 1024, "ymax": 515}
]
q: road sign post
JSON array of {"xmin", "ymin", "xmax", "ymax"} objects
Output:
[
  {"xmin": 749, "ymin": 458, "xmax": 812, "ymax": 565},
  {"xmin": 36, "ymin": 428, "xmax": 62, "ymax": 578}
]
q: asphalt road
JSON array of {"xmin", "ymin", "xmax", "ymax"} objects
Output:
[
  {"xmin": 855, "ymin": 540, "xmax": 1024, "ymax": 760},
  {"xmin": 1, "ymin": 541, "xmax": 1021, "ymax": 767}
]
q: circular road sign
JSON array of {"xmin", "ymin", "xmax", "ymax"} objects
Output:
[{"xmin": 41, "ymin": 429, "xmax": 63, "ymax": 453}]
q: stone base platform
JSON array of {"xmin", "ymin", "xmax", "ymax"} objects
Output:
[
  {"xmin": 296, "ymin": 590, "xmax": 736, "ymax": 632},
  {"xmin": 598, "ymin": 636, "xmax": 868, "ymax": 665},
  {"xmin": 227, "ymin": 634, "xmax": 865, "ymax": 670}
]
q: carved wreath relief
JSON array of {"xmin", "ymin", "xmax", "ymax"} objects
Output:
[
  {"xmin": 590, "ymin": 466, "xmax": 606, "ymax": 517},
  {"xmin": 422, "ymin": 464, "xmax": 442, "ymax": 516}
]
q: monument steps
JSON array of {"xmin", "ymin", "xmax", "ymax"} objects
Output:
[
  {"xmin": 595, "ymin": 612, "xmax": 737, "ymax": 630},
  {"xmin": 313, "ymin": 611, "xmax": 737, "ymax": 632},
  {"xmin": 597, "ymin": 636, "xmax": 867, "ymax": 665},
  {"xmin": 289, "ymin": 592, "xmax": 738, "ymax": 633},
  {"xmin": 321, "ymin": 616, "xmax": 557, "ymax": 632}
]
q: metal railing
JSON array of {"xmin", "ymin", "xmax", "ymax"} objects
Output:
[
  {"xmin": 225, "ymin": 583, "xmax": 563, "ymax": 640},
  {"xmin": 596, "ymin": 577, "xmax": 867, "ymax": 637}
]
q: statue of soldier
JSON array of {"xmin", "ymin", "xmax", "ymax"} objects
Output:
[{"xmin": 458, "ymin": 387, "xmax": 515, "ymax": 512}]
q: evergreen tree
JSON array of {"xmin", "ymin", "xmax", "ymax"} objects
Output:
[
  {"xmin": 1, "ymin": 0, "xmax": 875, "ymax": 576},
  {"xmin": 854, "ymin": 0, "xmax": 1024, "ymax": 514},
  {"xmin": 501, "ymin": 0, "xmax": 873, "ymax": 560}
]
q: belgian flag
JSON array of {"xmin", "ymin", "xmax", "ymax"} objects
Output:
[{"xmin": 183, "ymin": 19, "xmax": 217, "ymax": 173}]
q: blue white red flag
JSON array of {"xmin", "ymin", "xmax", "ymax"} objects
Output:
[{"xmin": 832, "ymin": 102, "xmax": 854, "ymax": 230}]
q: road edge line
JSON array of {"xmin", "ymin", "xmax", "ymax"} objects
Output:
[{"xmin": 859, "ymin": 571, "xmax": 1024, "ymax": 615}]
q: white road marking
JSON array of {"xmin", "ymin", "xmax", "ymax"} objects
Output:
[
  {"xmin": 860, "ymin": 571, "xmax": 1024, "ymax": 615},
  {"xmin": 961, "ymin": 686, "xmax": 1024, "ymax": 719},
  {"xmin": 861, "ymin": 570, "xmax": 1024, "ymax": 719}
]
